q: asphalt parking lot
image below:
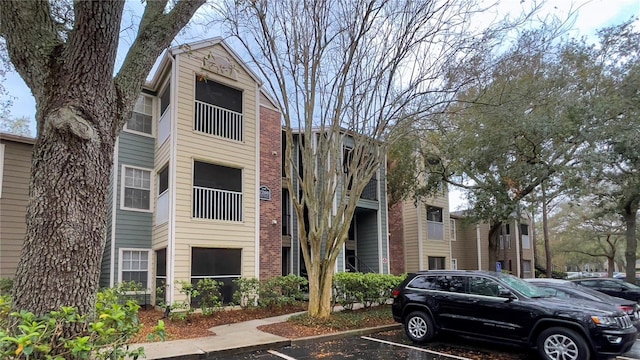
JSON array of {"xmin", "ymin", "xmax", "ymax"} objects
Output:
[{"xmin": 220, "ymin": 329, "xmax": 640, "ymax": 360}]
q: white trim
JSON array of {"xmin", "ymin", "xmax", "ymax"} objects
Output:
[
  {"xmin": 0, "ymin": 143, "xmax": 4, "ymax": 198},
  {"xmin": 450, "ymin": 218, "xmax": 456, "ymax": 241},
  {"xmin": 254, "ymin": 84, "xmax": 260, "ymax": 278},
  {"xmin": 168, "ymin": 54, "xmax": 178, "ymax": 304},
  {"xmin": 451, "ymin": 258, "xmax": 458, "ymax": 270},
  {"xmin": 109, "ymin": 138, "xmax": 119, "ymax": 287},
  {"xmin": 417, "ymin": 203, "xmax": 424, "ymax": 270},
  {"xmin": 118, "ymin": 248, "xmax": 153, "ymax": 290},
  {"xmin": 120, "ymin": 164, "xmax": 154, "ymax": 213},
  {"xmin": 123, "ymin": 94, "xmax": 155, "ymax": 138}
]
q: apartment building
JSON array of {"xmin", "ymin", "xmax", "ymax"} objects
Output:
[{"xmin": 0, "ymin": 38, "xmax": 411, "ymax": 307}]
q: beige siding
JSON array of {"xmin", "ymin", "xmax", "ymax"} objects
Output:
[
  {"xmin": 0, "ymin": 137, "xmax": 33, "ymax": 278},
  {"xmin": 402, "ymin": 189, "xmax": 451, "ymax": 272},
  {"xmin": 403, "ymin": 202, "xmax": 419, "ymax": 272},
  {"xmin": 172, "ymin": 44, "xmax": 259, "ymax": 286},
  {"xmin": 451, "ymin": 217, "xmax": 479, "ymax": 270}
]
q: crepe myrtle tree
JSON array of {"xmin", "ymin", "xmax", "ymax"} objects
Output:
[
  {"xmin": 215, "ymin": 0, "xmax": 537, "ymax": 318},
  {"xmin": 0, "ymin": 0, "xmax": 205, "ymax": 319}
]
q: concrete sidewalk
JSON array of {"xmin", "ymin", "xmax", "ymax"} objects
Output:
[{"xmin": 133, "ymin": 310, "xmax": 400, "ymax": 360}]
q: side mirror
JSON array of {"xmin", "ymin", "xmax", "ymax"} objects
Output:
[{"xmin": 498, "ymin": 288, "xmax": 516, "ymax": 301}]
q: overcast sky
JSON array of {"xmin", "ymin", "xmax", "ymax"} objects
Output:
[{"xmin": 1, "ymin": 0, "xmax": 638, "ymax": 210}]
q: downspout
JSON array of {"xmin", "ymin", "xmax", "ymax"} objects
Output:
[
  {"xmin": 168, "ymin": 53, "xmax": 178, "ymax": 304},
  {"xmin": 417, "ymin": 203, "xmax": 424, "ymax": 270},
  {"xmin": 109, "ymin": 137, "xmax": 119, "ymax": 287},
  {"xmin": 476, "ymin": 224, "xmax": 482, "ymax": 270},
  {"xmin": 255, "ymin": 86, "xmax": 260, "ymax": 278}
]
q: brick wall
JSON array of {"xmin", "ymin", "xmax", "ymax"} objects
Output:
[
  {"xmin": 259, "ymin": 104, "xmax": 283, "ymax": 280},
  {"xmin": 388, "ymin": 202, "xmax": 405, "ymax": 275}
]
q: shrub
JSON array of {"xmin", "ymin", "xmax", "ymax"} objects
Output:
[
  {"xmin": 0, "ymin": 279, "xmax": 13, "ymax": 296},
  {"xmin": 332, "ymin": 272, "xmax": 404, "ymax": 309},
  {"xmin": 0, "ymin": 283, "xmax": 162, "ymax": 359},
  {"xmin": 168, "ymin": 281, "xmax": 199, "ymax": 321},
  {"xmin": 194, "ymin": 279, "xmax": 223, "ymax": 316},
  {"xmin": 232, "ymin": 278, "xmax": 260, "ymax": 309},
  {"xmin": 258, "ymin": 275, "xmax": 308, "ymax": 308}
]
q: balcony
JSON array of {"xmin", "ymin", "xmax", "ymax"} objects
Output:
[
  {"xmin": 427, "ymin": 221, "xmax": 444, "ymax": 240},
  {"xmin": 192, "ymin": 186, "xmax": 243, "ymax": 221},
  {"xmin": 194, "ymin": 100, "xmax": 243, "ymax": 142},
  {"xmin": 345, "ymin": 175, "xmax": 378, "ymax": 201}
]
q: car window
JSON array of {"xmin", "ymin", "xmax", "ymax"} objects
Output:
[
  {"xmin": 600, "ymin": 280, "xmax": 623, "ymax": 289},
  {"xmin": 407, "ymin": 275, "xmax": 438, "ymax": 290},
  {"xmin": 576, "ymin": 280, "xmax": 597, "ymax": 288},
  {"xmin": 496, "ymin": 272, "xmax": 545, "ymax": 297},
  {"xmin": 436, "ymin": 275, "xmax": 466, "ymax": 293},
  {"xmin": 469, "ymin": 276, "xmax": 500, "ymax": 296}
]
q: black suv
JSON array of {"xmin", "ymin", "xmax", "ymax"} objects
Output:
[
  {"xmin": 392, "ymin": 270, "xmax": 637, "ymax": 360},
  {"xmin": 571, "ymin": 278, "xmax": 640, "ymax": 303}
]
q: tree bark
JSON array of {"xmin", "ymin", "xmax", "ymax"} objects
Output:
[
  {"xmin": 488, "ymin": 221, "xmax": 501, "ymax": 270},
  {"xmin": 1, "ymin": 0, "xmax": 205, "ymax": 322}
]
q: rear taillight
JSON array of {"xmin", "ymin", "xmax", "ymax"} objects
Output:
[{"xmin": 392, "ymin": 289, "xmax": 400, "ymax": 298}]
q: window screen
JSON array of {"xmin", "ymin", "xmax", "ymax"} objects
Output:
[{"xmin": 195, "ymin": 77, "xmax": 242, "ymax": 113}]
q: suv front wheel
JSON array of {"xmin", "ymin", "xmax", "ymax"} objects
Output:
[
  {"xmin": 404, "ymin": 311, "xmax": 435, "ymax": 343},
  {"xmin": 537, "ymin": 327, "xmax": 590, "ymax": 360}
]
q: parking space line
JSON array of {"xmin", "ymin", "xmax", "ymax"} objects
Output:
[
  {"xmin": 617, "ymin": 357, "xmax": 640, "ymax": 360},
  {"xmin": 267, "ymin": 349, "xmax": 298, "ymax": 360},
  {"xmin": 361, "ymin": 336, "xmax": 472, "ymax": 360}
]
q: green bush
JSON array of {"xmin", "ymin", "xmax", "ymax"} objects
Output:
[
  {"xmin": 0, "ymin": 283, "xmax": 163, "ymax": 359},
  {"xmin": 332, "ymin": 272, "xmax": 404, "ymax": 309},
  {"xmin": 258, "ymin": 275, "xmax": 308, "ymax": 308},
  {"xmin": 194, "ymin": 279, "xmax": 223, "ymax": 316},
  {"xmin": 232, "ymin": 278, "xmax": 260, "ymax": 309},
  {"xmin": 0, "ymin": 279, "xmax": 13, "ymax": 296}
]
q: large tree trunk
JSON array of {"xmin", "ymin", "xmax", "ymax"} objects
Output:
[
  {"xmin": 488, "ymin": 222, "xmax": 501, "ymax": 270},
  {"xmin": 12, "ymin": 104, "xmax": 117, "ymax": 317},
  {"xmin": 307, "ymin": 260, "xmax": 335, "ymax": 319}
]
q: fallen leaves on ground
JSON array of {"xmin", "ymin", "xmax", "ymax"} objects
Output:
[{"xmin": 132, "ymin": 303, "xmax": 395, "ymax": 343}]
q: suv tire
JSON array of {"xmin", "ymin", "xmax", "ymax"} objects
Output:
[
  {"xmin": 404, "ymin": 311, "xmax": 435, "ymax": 343},
  {"xmin": 537, "ymin": 327, "xmax": 590, "ymax": 360}
]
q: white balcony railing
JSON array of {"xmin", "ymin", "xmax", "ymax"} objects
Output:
[
  {"xmin": 158, "ymin": 107, "xmax": 171, "ymax": 146},
  {"xmin": 427, "ymin": 221, "xmax": 444, "ymax": 240},
  {"xmin": 193, "ymin": 186, "xmax": 243, "ymax": 221},
  {"xmin": 194, "ymin": 100, "xmax": 243, "ymax": 142}
]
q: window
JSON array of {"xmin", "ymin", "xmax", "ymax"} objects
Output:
[
  {"xmin": 191, "ymin": 248, "xmax": 241, "ymax": 304},
  {"xmin": 282, "ymin": 188, "xmax": 291, "ymax": 236},
  {"xmin": 120, "ymin": 249, "xmax": 150, "ymax": 288},
  {"xmin": 156, "ymin": 164, "xmax": 169, "ymax": 224},
  {"xmin": 523, "ymin": 260, "xmax": 532, "ymax": 277},
  {"xmin": 451, "ymin": 258, "xmax": 458, "ymax": 270},
  {"xmin": 126, "ymin": 95, "xmax": 153, "ymax": 135},
  {"xmin": 158, "ymin": 165, "xmax": 169, "ymax": 195},
  {"xmin": 521, "ymin": 224, "xmax": 530, "ymax": 249},
  {"xmin": 122, "ymin": 166, "xmax": 151, "ymax": 211},
  {"xmin": 408, "ymin": 275, "xmax": 438, "ymax": 290},
  {"xmin": 469, "ymin": 276, "xmax": 500, "ymax": 297},
  {"xmin": 426, "ymin": 206, "xmax": 444, "ymax": 240},
  {"xmin": 428, "ymin": 256, "xmax": 445, "ymax": 270},
  {"xmin": 160, "ymin": 85, "xmax": 170, "ymax": 116},
  {"xmin": 158, "ymin": 84, "xmax": 171, "ymax": 145},
  {"xmin": 192, "ymin": 161, "xmax": 242, "ymax": 221},
  {"xmin": 435, "ymin": 275, "xmax": 465, "ymax": 293},
  {"xmin": 450, "ymin": 219, "xmax": 456, "ymax": 241},
  {"xmin": 155, "ymin": 249, "xmax": 166, "ymax": 306},
  {"xmin": 194, "ymin": 77, "xmax": 243, "ymax": 141},
  {"xmin": 500, "ymin": 224, "xmax": 511, "ymax": 249}
]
